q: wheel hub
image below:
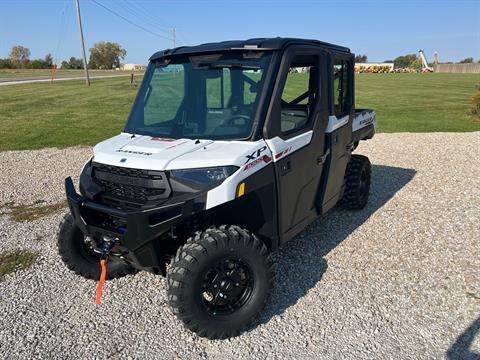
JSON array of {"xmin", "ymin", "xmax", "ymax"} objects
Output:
[
  {"xmin": 201, "ymin": 258, "xmax": 254, "ymax": 315},
  {"xmin": 220, "ymin": 278, "xmax": 233, "ymax": 291}
]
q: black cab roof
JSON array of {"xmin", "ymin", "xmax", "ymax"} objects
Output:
[{"xmin": 150, "ymin": 37, "xmax": 350, "ymax": 60}]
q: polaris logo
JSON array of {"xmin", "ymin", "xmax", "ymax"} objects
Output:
[{"xmin": 360, "ymin": 117, "xmax": 374, "ymax": 126}]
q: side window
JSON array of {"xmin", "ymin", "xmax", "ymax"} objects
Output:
[
  {"xmin": 279, "ymin": 57, "xmax": 318, "ymax": 133},
  {"xmin": 333, "ymin": 59, "xmax": 350, "ymax": 117}
]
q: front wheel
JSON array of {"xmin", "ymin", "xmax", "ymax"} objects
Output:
[
  {"xmin": 167, "ymin": 225, "xmax": 275, "ymax": 339},
  {"xmin": 57, "ymin": 214, "xmax": 137, "ymax": 280}
]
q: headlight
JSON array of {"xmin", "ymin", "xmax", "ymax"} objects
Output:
[{"xmin": 170, "ymin": 166, "xmax": 238, "ymax": 187}]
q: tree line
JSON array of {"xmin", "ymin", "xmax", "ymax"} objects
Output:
[
  {"xmin": 1, "ymin": 44, "xmax": 476, "ymax": 70},
  {"xmin": 355, "ymin": 54, "xmax": 478, "ymax": 69},
  {"xmin": 0, "ymin": 42, "xmax": 127, "ymax": 70}
]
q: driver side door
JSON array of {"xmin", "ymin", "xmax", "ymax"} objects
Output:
[{"xmin": 264, "ymin": 46, "xmax": 329, "ymax": 244}]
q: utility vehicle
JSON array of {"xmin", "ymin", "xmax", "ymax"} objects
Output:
[{"xmin": 59, "ymin": 38, "xmax": 376, "ymax": 339}]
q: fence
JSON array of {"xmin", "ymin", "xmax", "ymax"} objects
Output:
[{"xmin": 434, "ymin": 63, "xmax": 480, "ymax": 74}]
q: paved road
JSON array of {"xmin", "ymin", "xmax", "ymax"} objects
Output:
[{"xmin": 0, "ymin": 73, "xmax": 135, "ymax": 86}]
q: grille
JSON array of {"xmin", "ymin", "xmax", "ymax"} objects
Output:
[
  {"xmin": 93, "ymin": 163, "xmax": 164, "ymax": 180},
  {"xmin": 92, "ymin": 163, "xmax": 170, "ymax": 205}
]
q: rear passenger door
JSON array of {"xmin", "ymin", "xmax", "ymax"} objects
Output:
[
  {"xmin": 318, "ymin": 52, "xmax": 354, "ymax": 212},
  {"xmin": 264, "ymin": 46, "xmax": 330, "ymax": 244}
]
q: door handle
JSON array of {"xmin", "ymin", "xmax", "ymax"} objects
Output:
[
  {"xmin": 317, "ymin": 148, "xmax": 330, "ymax": 165},
  {"xmin": 280, "ymin": 159, "xmax": 291, "ymax": 176}
]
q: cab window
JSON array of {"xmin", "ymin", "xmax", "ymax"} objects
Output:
[
  {"xmin": 279, "ymin": 56, "xmax": 318, "ymax": 133},
  {"xmin": 333, "ymin": 59, "xmax": 350, "ymax": 117}
]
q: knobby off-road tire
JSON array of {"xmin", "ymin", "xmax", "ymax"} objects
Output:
[
  {"xmin": 57, "ymin": 213, "xmax": 136, "ymax": 280},
  {"xmin": 167, "ymin": 225, "xmax": 275, "ymax": 339},
  {"xmin": 338, "ymin": 154, "xmax": 371, "ymax": 210}
]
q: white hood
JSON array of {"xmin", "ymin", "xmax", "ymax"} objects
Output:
[{"xmin": 93, "ymin": 133, "xmax": 268, "ymax": 171}]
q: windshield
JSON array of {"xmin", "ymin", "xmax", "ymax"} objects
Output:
[{"xmin": 125, "ymin": 52, "xmax": 272, "ymax": 140}]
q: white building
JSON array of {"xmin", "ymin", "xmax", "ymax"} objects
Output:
[{"xmin": 120, "ymin": 64, "xmax": 146, "ymax": 71}]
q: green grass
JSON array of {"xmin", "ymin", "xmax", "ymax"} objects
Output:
[
  {"xmin": 0, "ymin": 249, "xmax": 38, "ymax": 278},
  {"xmin": 1, "ymin": 200, "xmax": 67, "ymax": 222},
  {"xmin": 356, "ymin": 73, "xmax": 480, "ymax": 132},
  {"xmin": 0, "ymin": 73, "xmax": 478, "ymax": 151},
  {"xmin": 0, "ymin": 77, "xmax": 141, "ymax": 150},
  {"xmin": 0, "ymin": 69, "xmax": 143, "ymax": 79}
]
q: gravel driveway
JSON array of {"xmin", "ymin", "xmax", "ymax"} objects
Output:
[{"xmin": 0, "ymin": 133, "xmax": 479, "ymax": 359}]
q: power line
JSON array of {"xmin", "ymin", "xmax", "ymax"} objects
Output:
[
  {"xmin": 175, "ymin": 28, "xmax": 190, "ymax": 45},
  {"xmin": 90, "ymin": 0, "xmax": 172, "ymax": 41},
  {"xmin": 123, "ymin": 0, "xmax": 174, "ymax": 30},
  {"xmin": 117, "ymin": 0, "xmax": 172, "ymax": 36},
  {"xmin": 118, "ymin": 0, "xmax": 186, "ymax": 46}
]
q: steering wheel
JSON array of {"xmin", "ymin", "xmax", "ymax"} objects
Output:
[{"xmin": 224, "ymin": 114, "xmax": 251, "ymax": 126}]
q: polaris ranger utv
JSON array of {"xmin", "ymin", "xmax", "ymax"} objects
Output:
[{"xmin": 59, "ymin": 38, "xmax": 376, "ymax": 339}]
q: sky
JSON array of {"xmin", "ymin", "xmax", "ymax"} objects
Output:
[{"xmin": 0, "ymin": 0, "xmax": 479, "ymax": 65}]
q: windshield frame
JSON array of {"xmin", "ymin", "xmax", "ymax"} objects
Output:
[{"xmin": 124, "ymin": 50, "xmax": 276, "ymax": 142}]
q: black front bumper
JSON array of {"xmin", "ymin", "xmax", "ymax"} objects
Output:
[{"xmin": 65, "ymin": 177, "xmax": 196, "ymax": 273}]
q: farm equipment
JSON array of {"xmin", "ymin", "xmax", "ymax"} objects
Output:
[
  {"xmin": 419, "ymin": 50, "xmax": 434, "ymax": 72},
  {"xmin": 58, "ymin": 38, "xmax": 376, "ymax": 339}
]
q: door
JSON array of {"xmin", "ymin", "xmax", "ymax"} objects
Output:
[
  {"xmin": 264, "ymin": 46, "xmax": 330, "ymax": 244},
  {"xmin": 318, "ymin": 52, "xmax": 355, "ymax": 213}
]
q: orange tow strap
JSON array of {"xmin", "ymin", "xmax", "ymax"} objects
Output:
[{"xmin": 95, "ymin": 259, "xmax": 107, "ymax": 305}]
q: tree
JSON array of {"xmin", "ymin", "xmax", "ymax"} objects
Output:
[
  {"xmin": 393, "ymin": 54, "xmax": 418, "ymax": 68},
  {"xmin": 44, "ymin": 53, "xmax": 54, "ymax": 68},
  {"xmin": 0, "ymin": 58, "xmax": 13, "ymax": 69},
  {"xmin": 88, "ymin": 41, "xmax": 126, "ymax": 69},
  {"xmin": 354, "ymin": 54, "xmax": 368, "ymax": 63},
  {"xmin": 410, "ymin": 58, "xmax": 422, "ymax": 70},
  {"xmin": 9, "ymin": 45, "xmax": 30, "ymax": 67},
  {"xmin": 61, "ymin": 57, "xmax": 84, "ymax": 69},
  {"xmin": 26, "ymin": 59, "xmax": 45, "ymax": 69},
  {"xmin": 459, "ymin": 57, "xmax": 473, "ymax": 64}
]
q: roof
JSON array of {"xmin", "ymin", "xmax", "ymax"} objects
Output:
[{"xmin": 149, "ymin": 37, "xmax": 350, "ymax": 60}]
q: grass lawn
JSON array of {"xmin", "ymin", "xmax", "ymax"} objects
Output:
[
  {"xmin": 0, "ymin": 69, "xmax": 143, "ymax": 79},
  {"xmin": 356, "ymin": 73, "xmax": 480, "ymax": 132},
  {"xmin": 0, "ymin": 73, "xmax": 478, "ymax": 151},
  {"xmin": 0, "ymin": 77, "xmax": 140, "ymax": 150}
]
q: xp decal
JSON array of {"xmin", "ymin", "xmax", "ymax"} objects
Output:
[{"xmin": 244, "ymin": 145, "xmax": 268, "ymax": 164}]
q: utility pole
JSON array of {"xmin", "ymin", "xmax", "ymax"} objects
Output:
[
  {"xmin": 172, "ymin": 27, "xmax": 176, "ymax": 49},
  {"xmin": 75, "ymin": 0, "xmax": 90, "ymax": 86}
]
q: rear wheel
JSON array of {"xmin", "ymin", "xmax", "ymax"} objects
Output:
[
  {"xmin": 338, "ymin": 154, "xmax": 371, "ymax": 210},
  {"xmin": 167, "ymin": 225, "xmax": 275, "ymax": 339},
  {"xmin": 57, "ymin": 214, "xmax": 136, "ymax": 280}
]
